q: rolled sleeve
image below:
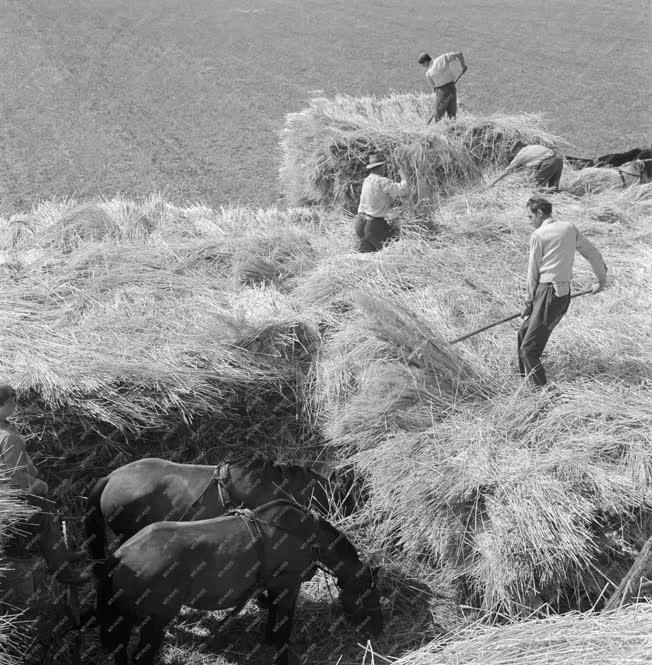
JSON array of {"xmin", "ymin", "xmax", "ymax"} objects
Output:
[
  {"xmin": 576, "ymin": 229, "xmax": 607, "ymax": 284},
  {"xmin": 441, "ymin": 52, "xmax": 462, "ymax": 65},
  {"xmin": 379, "ymin": 177, "xmax": 409, "ymax": 199},
  {"xmin": 526, "ymin": 234, "xmax": 543, "ymax": 302}
]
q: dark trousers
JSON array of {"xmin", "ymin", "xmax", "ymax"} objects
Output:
[
  {"xmin": 434, "ymin": 82, "xmax": 457, "ymax": 122},
  {"xmin": 518, "ymin": 283, "xmax": 571, "ymax": 387},
  {"xmin": 534, "ymin": 152, "xmax": 564, "ymax": 190},
  {"xmin": 355, "ymin": 215, "xmax": 397, "ymax": 253}
]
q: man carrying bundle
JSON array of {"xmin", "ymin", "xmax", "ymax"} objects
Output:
[
  {"xmin": 488, "ymin": 144, "xmax": 564, "ymax": 191},
  {"xmin": 518, "ymin": 197, "xmax": 607, "ymax": 389},
  {"xmin": 355, "ymin": 153, "xmax": 409, "ymax": 253},
  {"xmin": 418, "ymin": 51, "xmax": 467, "ymax": 122},
  {"xmin": 0, "ymin": 383, "xmax": 88, "ymax": 608}
]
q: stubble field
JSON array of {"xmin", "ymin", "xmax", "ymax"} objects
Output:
[{"xmin": 1, "ymin": 0, "xmax": 650, "ymax": 212}]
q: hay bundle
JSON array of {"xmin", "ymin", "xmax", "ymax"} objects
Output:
[
  {"xmin": 3, "ymin": 217, "xmax": 34, "ymax": 249},
  {"xmin": 279, "ymin": 93, "xmax": 561, "ymax": 211},
  {"xmin": 41, "ymin": 204, "xmax": 119, "ymax": 250},
  {"xmin": 392, "ymin": 602, "xmax": 651, "ymax": 665},
  {"xmin": 565, "ymin": 165, "xmax": 648, "ymax": 196}
]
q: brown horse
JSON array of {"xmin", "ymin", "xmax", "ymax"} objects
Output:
[
  {"xmin": 84, "ymin": 456, "xmax": 358, "ymax": 560},
  {"xmin": 94, "ymin": 500, "xmax": 383, "ymax": 665}
]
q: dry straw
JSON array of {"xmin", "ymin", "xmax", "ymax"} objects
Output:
[
  {"xmin": 279, "ymin": 92, "xmax": 563, "ymax": 211},
  {"xmin": 389, "ymin": 601, "xmax": 651, "ymax": 665}
]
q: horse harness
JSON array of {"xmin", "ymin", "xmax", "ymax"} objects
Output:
[
  {"xmin": 188, "ymin": 463, "xmax": 233, "ymax": 513},
  {"xmin": 212, "ymin": 505, "xmax": 321, "ymax": 631}
]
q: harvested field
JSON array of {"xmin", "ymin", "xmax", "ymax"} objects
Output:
[{"xmin": 1, "ymin": 103, "xmax": 651, "ymax": 663}]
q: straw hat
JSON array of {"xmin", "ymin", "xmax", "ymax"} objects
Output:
[{"xmin": 366, "ymin": 153, "xmax": 386, "ymax": 170}]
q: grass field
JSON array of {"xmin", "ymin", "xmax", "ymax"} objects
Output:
[{"xmin": 1, "ymin": 0, "xmax": 650, "ymax": 211}]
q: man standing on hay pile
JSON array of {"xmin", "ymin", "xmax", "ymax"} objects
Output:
[
  {"xmin": 0, "ymin": 383, "xmax": 88, "ymax": 608},
  {"xmin": 355, "ymin": 153, "xmax": 409, "ymax": 252},
  {"xmin": 488, "ymin": 144, "xmax": 564, "ymax": 191},
  {"xmin": 519, "ymin": 197, "xmax": 607, "ymax": 389},
  {"xmin": 418, "ymin": 51, "xmax": 467, "ymax": 122}
]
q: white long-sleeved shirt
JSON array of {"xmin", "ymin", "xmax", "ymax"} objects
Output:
[
  {"xmin": 509, "ymin": 145, "xmax": 557, "ymax": 171},
  {"xmin": 358, "ymin": 173, "xmax": 409, "ymax": 218},
  {"xmin": 426, "ymin": 52, "xmax": 464, "ymax": 87},
  {"xmin": 526, "ymin": 218, "xmax": 607, "ymax": 302}
]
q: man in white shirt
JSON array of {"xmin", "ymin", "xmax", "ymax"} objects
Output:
[
  {"xmin": 356, "ymin": 153, "xmax": 409, "ymax": 252},
  {"xmin": 518, "ymin": 198, "xmax": 607, "ymax": 388},
  {"xmin": 418, "ymin": 51, "xmax": 467, "ymax": 122},
  {"xmin": 488, "ymin": 144, "xmax": 564, "ymax": 190}
]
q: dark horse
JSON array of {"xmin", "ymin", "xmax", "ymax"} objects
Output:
[
  {"xmin": 84, "ymin": 456, "xmax": 358, "ymax": 560},
  {"xmin": 94, "ymin": 499, "xmax": 383, "ymax": 665}
]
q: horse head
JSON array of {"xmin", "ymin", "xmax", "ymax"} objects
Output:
[{"xmin": 338, "ymin": 563, "xmax": 384, "ymax": 637}]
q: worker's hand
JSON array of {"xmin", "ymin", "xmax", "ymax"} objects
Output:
[
  {"xmin": 398, "ymin": 164, "xmax": 408, "ymax": 179},
  {"xmin": 521, "ymin": 302, "xmax": 533, "ymax": 318},
  {"xmin": 591, "ymin": 281, "xmax": 605, "ymax": 294}
]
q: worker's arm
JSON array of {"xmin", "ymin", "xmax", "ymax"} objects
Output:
[
  {"xmin": 379, "ymin": 165, "xmax": 410, "ymax": 198},
  {"xmin": 522, "ymin": 234, "xmax": 543, "ymax": 316},
  {"xmin": 575, "ymin": 227, "xmax": 608, "ymax": 293},
  {"xmin": 0, "ymin": 431, "xmax": 48, "ymax": 495}
]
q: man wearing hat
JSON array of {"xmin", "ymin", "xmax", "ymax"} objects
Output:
[
  {"xmin": 0, "ymin": 383, "xmax": 88, "ymax": 600},
  {"xmin": 418, "ymin": 51, "xmax": 467, "ymax": 122},
  {"xmin": 356, "ymin": 153, "xmax": 409, "ymax": 252}
]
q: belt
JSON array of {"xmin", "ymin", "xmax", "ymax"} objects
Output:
[
  {"xmin": 360, "ymin": 214, "xmax": 387, "ymax": 221},
  {"xmin": 433, "ymin": 81, "xmax": 455, "ymax": 90}
]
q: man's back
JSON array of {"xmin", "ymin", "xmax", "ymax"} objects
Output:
[
  {"xmin": 426, "ymin": 52, "xmax": 463, "ymax": 87},
  {"xmin": 532, "ymin": 219, "xmax": 579, "ymax": 284}
]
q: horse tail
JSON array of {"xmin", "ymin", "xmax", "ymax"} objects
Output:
[{"xmin": 85, "ymin": 476, "xmax": 109, "ymax": 560}]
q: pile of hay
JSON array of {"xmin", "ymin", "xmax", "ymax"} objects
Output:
[
  {"xmin": 390, "ymin": 602, "xmax": 651, "ymax": 664},
  {"xmin": 0, "ymin": 198, "xmax": 353, "ymax": 464},
  {"xmin": 309, "ymin": 182, "xmax": 652, "ymax": 615},
  {"xmin": 279, "ymin": 93, "xmax": 562, "ymax": 211}
]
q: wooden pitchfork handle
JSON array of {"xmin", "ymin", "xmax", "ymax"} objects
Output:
[
  {"xmin": 426, "ymin": 68, "xmax": 467, "ymax": 125},
  {"xmin": 448, "ymin": 288, "xmax": 593, "ymax": 344}
]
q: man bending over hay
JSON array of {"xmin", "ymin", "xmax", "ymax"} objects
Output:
[
  {"xmin": 0, "ymin": 384, "xmax": 88, "ymax": 601},
  {"xmin": 518, "ymin": 198, "xmax": 607, "ymax": 389},
  {"xmin": 488, "ymin": 144, "xmax": 564, "ymax": 191},
  {"xmin": 418, "ymin": 50, "xmax": 467, "ymax": 122},
  {"xmin": 355, "ymin": 153, "xmax": 409, "ymax": 252}
]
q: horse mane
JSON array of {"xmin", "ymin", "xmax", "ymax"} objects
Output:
[
  {"xmin": 239, "ymin": 454, "xmax": 327, "ymax": 479},
  {"xmin": 249, "ymin": 500, "xmax": 360, "ymax": 563}
]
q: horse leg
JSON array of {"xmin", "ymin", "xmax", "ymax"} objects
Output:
[
  {"xmin": 101, "ymin": 612, "xmax": 132, "ymax": 665},
  {"xmin": 264, "ymin": 582, "xmax": 301, "ymax": 665},
  {"xmin": 132, "ymin": 616, "xmax": 167, "ymax": 665}
]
